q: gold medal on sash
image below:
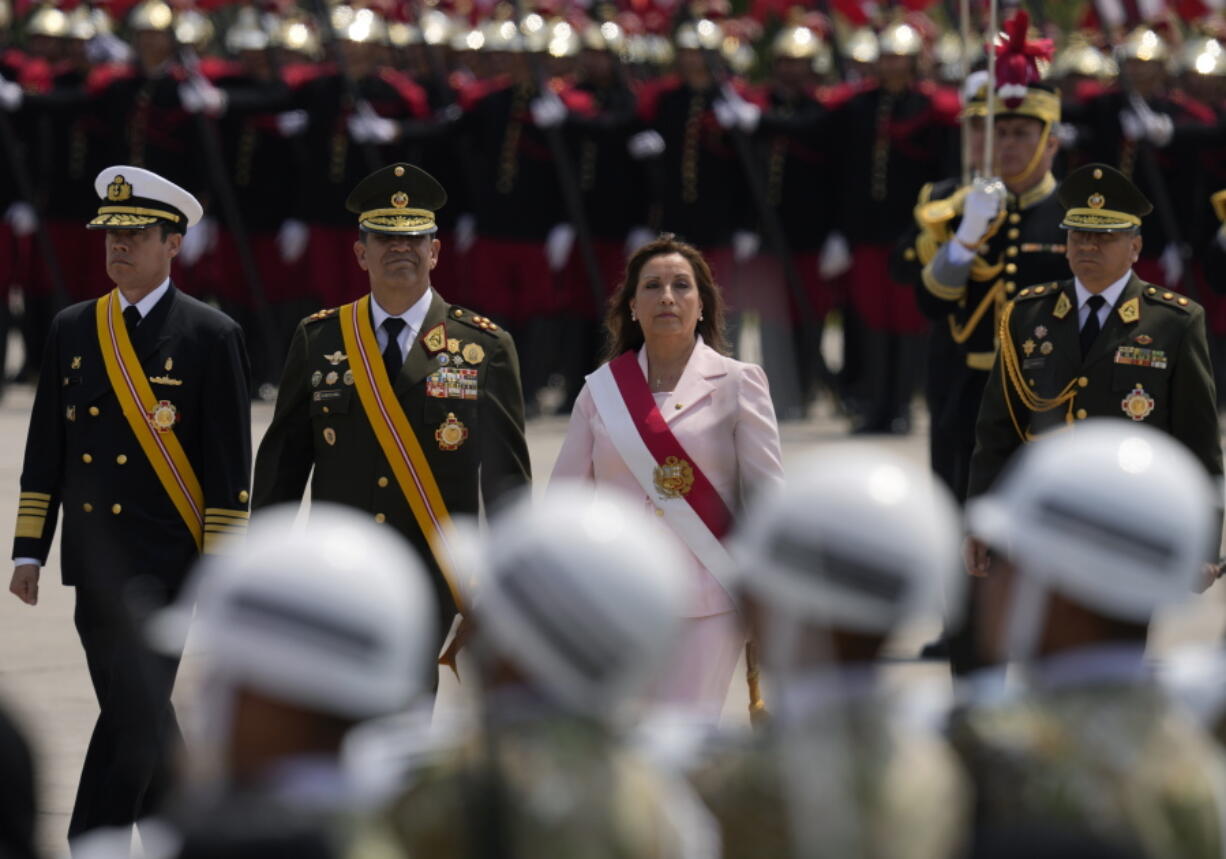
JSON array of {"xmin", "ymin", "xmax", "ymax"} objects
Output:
[{"xmin": 653, "ymin": 456, "xmax": 695, "ymax": 499}]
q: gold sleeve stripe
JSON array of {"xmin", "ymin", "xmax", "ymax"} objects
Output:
[
  {"xmin": 205, "ymin": 526, "xmax": 248, "ymax": 535},
  {"xmin": 922, "ymin": 264, "xmax": 966, "ymax": 302},
  {"xmin": 204, "ymin": 508, "xmax": 250, "ymax": 519},
  {"xmin": 20, "ymin": 492, "xmax": 52, "ymax": 501},
  {"xmin": 19, "ymin": 498, "xmax": 49, "ymax": 508},
  {"xmin": 203, "ymin": 533, "xmax": 242, "ymax": 554},
  {"xmin": 14, "ymin": 515, "xmax": 46, "ymax": 539},
  {"xmin": 19, "ymin": 502, "xmax": 49, "ymax": 512}
]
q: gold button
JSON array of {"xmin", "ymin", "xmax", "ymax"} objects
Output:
[
  {"xmin": 453, "ymin": 309, "xmax": 463, "ymax": 318},
  {"xmin": 904, "ymin": 247, "xmax": 916, "ymax": 261},
  {"xmin": 674, "ymin": 403, "xmax": 683, "ymax": 410},
  {"xmin": 1076, "ymin": 409, "xmax": 1088, "ymax": 420},
  {"xmin": 82, "ymin": 453, "xmax": 92, "ymax": 463},
  {"xmin": 1005, "ymin": 263, "xmax": 1018, "ymax": 274},
  {"xmin": 1078, "ymin": 376, "xmax": 1089, "ymax": 388},
  {"xmin": 374, "ymin": 513, "xmax": 386, "ymax": 523},
  {"xmin": 1162, "ymin": 292, "xmax": 1174, "ymax": 300},
  {"xmin": 1019, "ymin": 288, "xmax": 1030, "ymax": 297},
  {"xmin": 1178, "ymin": 297, "xmax": 1189, "ymax": 306},
  {"xmin": 1009, "ymin": 213, "xmax": 1021, "ymax": 224},
  {"xmin": 654, "ymin": 507, "xmax": 664, "ymax": 517},
  {"xmin": 1028, "ymin": 379, "xmax": 1035, "ymax": 386},
  {"xmin": 1007, "ymin": 228, "xmax": 1020, "ymax": 239},
  {"xmin": 89, "ymin": 406, "xmax": 100, "ymax": 416},
  {"xmin": 377, "ymin": 476, "xmax": 389, "ymax": 487},
  {"xmin": 1033, "ymin": 285, "xmax": 1046, "ymax": 295},
  {"xmin": 239, "ymin": 490, "xmax": 249, "ymax": 503},
  {"xmin": 1006, "ymin": 246, "xmax": 1018, "ymax": 257},
  {"xmin": 322, "ymin": 406, "xmax": 330, "ymax": 414},
  {"xmin": 111, "ymin": 503, "xmax": 122, "ymax": 514},
  {"xmin": 116, "ymin": 454, "xmax": 127, "ymax": 465},
  {"xmin": 82, "ymin": 503, "xmax": 93, "ymax": 513},
  {"xmin": 1146, "ymin": 287, "xmax": 1157, "ymax": 295}
]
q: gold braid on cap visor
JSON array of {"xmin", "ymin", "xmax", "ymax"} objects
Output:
[
  {"xmin": 1061, "ymin": 208, "xmax": 1142, "ymax": 230},
  {"xmin": 90, "ymin": 205, "xmax": 183, "ymax": 226},
  {"xmin": 359, "ymin": 207, "xmax": 437, "ymax": 232}
]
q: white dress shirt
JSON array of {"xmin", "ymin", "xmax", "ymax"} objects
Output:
[
  {"xmin": 1074, "ymin": 270, "xmax": 1132, "ymax": 329},
  {"xmin": 371, "ymin": 289, "xmax": 432, "ymax": 356}
]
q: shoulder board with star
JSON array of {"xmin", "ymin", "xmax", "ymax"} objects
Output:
[
  {"xmin": 1140, "ymin": 285, "xmax": 1196, "ymax": 314},
  {"xmin": 304, "ymin": 307, "xmax": 340, "ymax": 324},
  {"xmin": 1013, "ymin": 282, "xmax": 1061, "ymax": 302},
  {"xmin": 446, "ymin": 306, "xmax": 503, "ymax": 336}
]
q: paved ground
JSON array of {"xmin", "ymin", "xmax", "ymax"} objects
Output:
[{"xmin": 1, "ymin": 384, "xmax": 1223, "ymax": 855}]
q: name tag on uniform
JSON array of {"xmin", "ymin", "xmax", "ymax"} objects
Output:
[
  {"xmin": 313, "ymin": 389, "xmax": 345, "ymax": 402},
  {"xmin": 1114, "ymin": 345, "xmax": 1167, "ymax": 369}
]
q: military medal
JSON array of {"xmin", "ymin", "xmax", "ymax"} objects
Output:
[
  {"xmin": 461, "ymin": 343, "xmax": 485, "ymax": 365},
  {"xmin": 311, "ymin": 370, "xmax": 323, "ymax": 387},
  {"xmin": 323, "ymin": 427, "xmax": 337, "ymax": 446},
  {"xmin": 1135, "ymin": 334, "xmax": 1153, "ymax": 345},
  {"xmin": 653, "ymin": 456, "xmax": 694, "ymax": 500},
  {"xmin": 447, "ymin": 337, "xmax": 461, "ymax": 354},
  {"xmin": 1034, "ymin": 326, "xmax": 1047, "ymax": 339},
  {"xmin": 325, "ymin": 371, "xmax": 339, "ymax": 385},
  {"xmin": 1118, "ymin": 297, "xmax": 1140, "ymax": 324},
  {"xmin": 71, "ymin": 356, "xmax": 82, "ymax": 369},
  {"xmin": 343, "ymin": 369, "xmax": 354, "ymax": 385},
  {"xmin": 1040, "ymin": 341, "xmax": 1053, "ymax": 355},
  {"xmin": 435, "ymin": 412, "xmax": 468, "ymax": 450},
  {"xmin": 438, "ymin": 353, "xmax": 450, "ymax": 365},
  {"xmin": 149, "ymin": 400, "xmax": 178, "ymax": 432},
  {"xmin": 426, "ymin": 371, "xmax": 447, "ymax": 398},
  {"xmin": 1121, "ymin": 384, "xmax": 1155, "ymax": 421},
  {"xmin": 1022, "ymin": 339, "xmax": 1036, "ymax": 357},
  {"xmin": 323, "ymin": 351, "xmax": 347, "ymax": 366}
]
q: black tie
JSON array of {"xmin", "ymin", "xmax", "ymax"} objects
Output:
[
  {"xmin": 382, "ymin": 317, "xmax": 407, "ymax": 378},
  {"xmin": 123, "ymin": 305, "xmax": 141, "ymax": 335},
  {"xmin": 1080, "ymin": 295, "xmax": 1106, "ymax": 359}
]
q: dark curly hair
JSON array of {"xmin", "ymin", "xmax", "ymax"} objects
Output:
[{"xmin": 601, "ymin": 234, "xmax": 730, "ymax": 363}]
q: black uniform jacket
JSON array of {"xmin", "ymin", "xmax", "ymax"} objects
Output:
[
  {"xmin": 969, "ymin": 274, "xmax": 1223, "ymax": 499},
  {"xmin": 252, "ymin": 289, "xmax": 531, "ymax": 621},
  {"xmin": 12, "ymin": 285, "xmax": 253, "ymax": 591}
]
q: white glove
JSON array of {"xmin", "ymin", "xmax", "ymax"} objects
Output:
[
  {"xmin": 87, "ymin": 33, "xmax": 132, "ymax": 64},
  {"xmin": 1160, "ymin": 243, "xmax": 1184, "ymax": 287},
  {"xmin": 1055, "ymin": 121, "xmax": 1079, "ymax": 149},
  {"xmin": 454, "ymin": 213, "xmax": 476, "ymax": 253},
  {"xmin": 347, "ymin": 111, "xmax": 400, "ymax": 144},
  {"xmin": 1217, "ymin": 224, "xmax": 1226, "ymax": 253},
  {"xmin": 712, "ymin": 97, "xmax": 738, "ymax": 130},
  {"xmin": 625, "ymin": 226, "xmax": 654, "ymax": 256},
  {"xmin": 546, "ymin": 223, "xmax": 576, "ymax": 272},
  {"xmin": 1120, "ymin": 110, "xmax": 1144, "ymax": 141},
  {"xmin": 627, "ymin": 129, "xmax": 665, "ymax": 159},
  {"xmin": 179, "ymin": 216, "xmax": 217, "ymax": 267},
  {"xmin": 277, "ymin": 218, "xmax": 309, "ymax": 264},
  {"xmin": 955, "ymin": 176, "xmax": 1006, "ymax": 249},
  {"xmin": 819, "ymin": 231, "xmax": 852, "ymax": 280},
  {"xmin": 0, "ymin": 75, "xmax": 22, "ymax": 112},
  {"xmin": 1143, "ymin": 111, "xmax": 1173, "ymax": 147},
  {"xmin": 179, "ymin": 78, "xmax": 227, "ymax": 116},
  {"xmin": 530, "ymin": 91, "xmax": 567, "ymax": 129},
  {"xmin": 4, "ymin": 201, "xmax": 37, "ymax": 236},
  {"xmin": 732, "ymin": 230, "xmax": 760, "ymax": 263},
  {"xmin": 276, "ymin": 109, "xmax": 308, "ymax": 137},
  {"xmin": 716, "ymin": 83, "xmax": 761, "ymax": 133}
]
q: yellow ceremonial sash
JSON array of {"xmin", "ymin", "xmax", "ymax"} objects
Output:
[
  {"xmin": 95, "ymin": 290, "xmax": 205, "ymax": 550},
  {"xmin": 338, "ymin": 296, "xmax": 463, "ymax": 609}
]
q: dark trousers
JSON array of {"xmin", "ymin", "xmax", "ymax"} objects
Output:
[{"xmin": 68, "ymin": 586, "xmax": 183, "ymax": 842}]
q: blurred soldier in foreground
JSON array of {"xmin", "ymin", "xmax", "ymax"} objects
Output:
[
  {"xmin": 691, "ymin": 448, "xmax": 969, "ymax": 859},
  {"xmin": 0, "ymin": 700, "xmax": 37, "ymax": 859},
  {"xmin": 360, "ymin": 486, "xmax": 717, "ymax": 858},
  {"xmin": 957, "ymin": 421, "xmax": 1226, "ymax": 858},
  {"xmin": 136, "ymin": 504, "xmax": 437, "ymax": 858}
]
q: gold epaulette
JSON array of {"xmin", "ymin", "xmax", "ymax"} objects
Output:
[
  {"xmin": 203, "ymin": 507, "xmax": 249, "ymax": 554},
  {"xmin": 995, "ymin": 300, "xmax": 1079, "ymax": 442},
  {"xmin": 448, "ymin": 306, "xmax": 501, "ymax": 334},
  {"xmin": 306, "ymin": 307, "xmax": 339, "ymax": 323},
  {"xmin": 1014, "ymin": 283, "xmax": 1058, "ymax": 301},
  {"xmin": 1141, "ymin": 285, "xmax": 1194, "ymax": 313},
  {"xmin": 14, "ymin": 491, "xmax": 51, "ymax": 540}
]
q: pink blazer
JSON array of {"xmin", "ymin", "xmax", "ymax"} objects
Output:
[{"xmin": 550, "ymin": 340, "xmax": 785, "ymax": 617}]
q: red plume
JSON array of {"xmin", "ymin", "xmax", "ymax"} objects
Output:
[{"xmin": 992, "ymin": 10, "xmax": 1053, "ymax": 107}]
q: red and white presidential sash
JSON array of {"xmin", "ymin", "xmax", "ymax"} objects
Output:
[{"xmin": 586, "ymin": 350, "xmax": 736, "ymax": 593}]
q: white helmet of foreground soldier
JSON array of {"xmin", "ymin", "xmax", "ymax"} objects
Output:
[
  {"xmin": 732, "ymin": 447, "xmax": 962, "ymax": 645},
  {"xmin": 151, "ymin": 503, "xmax": 438, "ymax": 757},
  {"xmin": 472, "ymin": 484, "xmax": 690, "ymax": 718},
  {"xmin": 968, "ymin": 420, "xmax": 1216, "ymax": 659}
]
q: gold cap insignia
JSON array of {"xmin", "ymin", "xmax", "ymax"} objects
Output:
[
  {"xmin": 1093, "ymin": 168, "xmax": 1103, "ymax": 179},
  {"xmin": 654, "ymin": 455, "xmax": 694, "ymax": 500},
  {"xmin": 391, "ymin": 191, "xmax": 409, "ymax": 209},
  {"xmin": 107, "ymin": 174, "xmax": 133, "ymax": 201},
  {"xmin": 394, "ymin": 166, "xmax": 405, "ymax": 177},
  {"xmin": 1088, "ymin": 192, "xmax": 1105, "ymax": 209},
  {"xmin": 435, "ymin": 412, "xmax": 468, "ymax": 450},
  {"xmin": 423, "ymin": 323, "xmax": 447, "ymax": 353},
  {"xmin": 461, "ymin": 342, "xmax": 485, "ymax": 365}
]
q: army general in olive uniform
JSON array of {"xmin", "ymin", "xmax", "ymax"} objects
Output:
[
  {"xmin": 252, "ymin": 163, "xmax": 531, "ymax": 651},
  {"xmin": 968, "ymin": 164, "xmax": 1223, "ymax": 554}
]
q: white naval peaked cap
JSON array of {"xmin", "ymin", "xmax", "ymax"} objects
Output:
[{"xmin": 89, "ymin": 164, "xmax": 204, "ymax": 232}]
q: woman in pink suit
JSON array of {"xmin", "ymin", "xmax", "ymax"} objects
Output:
[{"xmin": 551, "ymin": 234, "xmax": 784, "ymax": 717}]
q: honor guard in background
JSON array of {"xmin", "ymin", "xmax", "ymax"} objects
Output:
[
  {"xmin": 692, "ymin": 449, "xmax": 970, "ymax": 859},
  {"xmin": 968, "ymin": 163, "xmax": 1223, "ymax": 577},
  {"xmin": 360, "ymin": 487, "xmax": 717, "ymax": 859},
  {"xmin": 958, "ymin": 422, "xmax": 1226, "ymax": 859},
  {"xmin": 8, "ymin": 165, "xmax": 252, "ymax": 845},
  {"xmin": 252, "ymin": 162, "xmax": 530, "ymax": 660},
  {"xmin": 828, "ymin": 17, "xmax": 959, "ymax": 433}
]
